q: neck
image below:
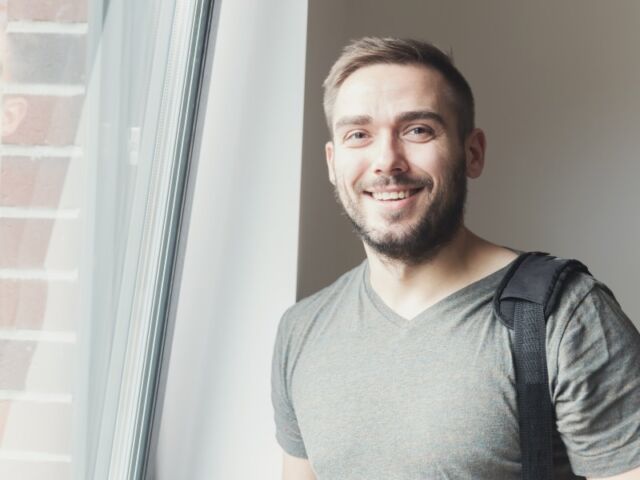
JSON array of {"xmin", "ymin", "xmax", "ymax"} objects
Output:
[{"xmin": 364, "ymin": 226, "xmax": 517, "ymax": 319}]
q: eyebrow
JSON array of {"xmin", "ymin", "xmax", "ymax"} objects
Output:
[
  {"xmin": 334, "ymin": 114, "xmax": 372, "ymax": 131},
  {"xmin": 333, "ymin": 110, "xmax": 446, "ymax": 132},
  {"xmin": 396, "ymin": 110, "xmax": 446, "ymax": 127}
]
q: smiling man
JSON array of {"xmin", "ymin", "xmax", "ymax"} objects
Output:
[{"xmin": 271, "ymin": 37, "xmax": 640, "ymax": 480}]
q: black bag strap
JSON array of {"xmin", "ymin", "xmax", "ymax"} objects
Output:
[{"xmin": 493, "ymin": 252, "xmax": 590, "ymax": 480}]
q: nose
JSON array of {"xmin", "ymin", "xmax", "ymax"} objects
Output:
[{"xmin": 372, "ymin": 132, "xmax": 408, "ymax": 176}]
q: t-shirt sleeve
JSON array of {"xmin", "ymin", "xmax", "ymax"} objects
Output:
[
  {"xmin": 552, "ymin": 284, "xmax": 640, "ymax": 477},
  {"xmin": 271, "ymin": 310, "xmax": 308, "ymax": 458}
]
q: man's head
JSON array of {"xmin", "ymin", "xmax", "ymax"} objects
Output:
[
  {"xmin": 323, "ymin": 38, "xmax": 486, "ymax": 265},
  {"xmin": 323, "ymin": 37, "xmax": 475, "ymax": 142}
]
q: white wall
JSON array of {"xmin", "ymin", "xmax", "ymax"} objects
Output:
[
  {"xmin": 152, "ymin": 0, "xmax": 308, "ymax": 478},
  {"xmin": 299, "ymin": 0, "xmax": 640, "ymax": 326}
]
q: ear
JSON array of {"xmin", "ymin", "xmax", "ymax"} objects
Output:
[
  {"xmin": 325, "ymin": 140, "xmax": 336, "ymax": 185},
  {"xmin": 464, "ymin": 128, "xmax": 486, "ymax": 179},
  {"xmin": 2, "ymin": 96, "xmax": 29, "ymax": 138}
]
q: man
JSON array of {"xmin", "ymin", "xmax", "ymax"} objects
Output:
[{"xmin": 271, "ymin": 37, "xmax": 640, "ymax": 479}]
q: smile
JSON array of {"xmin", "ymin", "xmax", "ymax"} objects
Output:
[{"xmin": 366, "ymin": 188, "xmax": 423, "ymax": 201}]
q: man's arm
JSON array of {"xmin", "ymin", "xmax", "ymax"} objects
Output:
[
  {"xmin": 550, "ymin": 281, "xmax": 640, "ymax": 477},
  {"xmin": 589, "ymin": 466, "xmax": 640, "ymax": 480},
  {"xmin": 283, "ymin": 451, "xmax": 316, "ymax": 480}
]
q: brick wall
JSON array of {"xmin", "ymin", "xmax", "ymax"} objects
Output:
[{"xmin": 1, "ymin": 0, "xmax": 86, "ymax": 478}]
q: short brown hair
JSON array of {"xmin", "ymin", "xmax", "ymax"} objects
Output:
[{"xmin": 322, "ymin": 37, "xmax": 475, "ymax": 141}]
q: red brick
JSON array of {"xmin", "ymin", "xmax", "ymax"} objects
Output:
[
  {"xmin": 0, "ymin": 280, "xmax": 46, "ymax": 330},
  {"xmin": 5, "ymin": 33, "xmax": 86, "ymax": 84},
  {"xmin": 2, "ymin": 95, "xmax": 84, "ymax": 146},
  {"xmin": 0, "ymin": 218, "xmax": 52, "ymax": 267},
  {"xmin": 1, "ymin": 26, "xmax": 9, "ymax": 85},
  {"xmin": 0, "ymin": 341, "xmax": 74, "ymax": 392},
  {"xmin": 0, "ymin": 218, "xmax": 82, "ymax": 269},
  {"xmin": 0, "ymin": 157, "xmax": 71, "ymax": 208},
  {"xmin": 0, "ymin": 340, "xmax": 38, "ymax": 390},
  {"xmin": 8, "ymin": 0, "xmax": 87, "ymax": 22},
  {"xmin": 0, "ymin": 280, "xmax": 79, "ymax": 331}
]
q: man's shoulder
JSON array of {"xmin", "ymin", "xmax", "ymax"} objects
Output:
[
  {"xmin": 545, "ymin": 258, "xmax": 631, "ymax": 364},
  {"xmin": 557, "ymin": 267, "xmax": 600, "ymax": 309},
  {"xmin": 498, "ymin": 251, "xmax": 614, "ymax": 337},
  {"xmin": 277, "ymin": 261, "xmax": 367, "ymax": 336},
  {"xmin": 508, "ymin": 251, "xmax": 604, "ymax": 316},
  {"xmin": 288, "ymin": 261, "xmax": 366, "ymax": 318}
]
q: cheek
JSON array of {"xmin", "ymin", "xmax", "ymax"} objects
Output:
[
  {"xmin": 409, "ymin": 145, "xmax": 463, "ymax": 181},
  {"xmin": 406, "ymin": 143, "xmax": 445, "ymax": 168},
  {"xmin": 334, "ymin": 158, "xmax": 368, "ymax": 191}
]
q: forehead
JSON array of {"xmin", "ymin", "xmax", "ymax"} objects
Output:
[{"xmin": 333, "ymin": 63, "xmax": 453, "ymax": 123}]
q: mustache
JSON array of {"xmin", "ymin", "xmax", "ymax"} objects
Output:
[{"xmin": 358, "ymin": 173, "xmax": 433, "ymax": 192}]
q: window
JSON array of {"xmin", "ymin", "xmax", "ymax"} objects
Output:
[{"xmin": 0, "ymin": 0, "xmax": 213, "ymax": 477}]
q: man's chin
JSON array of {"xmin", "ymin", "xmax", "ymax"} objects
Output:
[
  {"xmin": 362, "ymin": 222, "xmax": 419, "ymax": 241},
  {"xmin": 360, "ymin": 227, "xmax": 418, "ymax": 250},
  {"xmin": 356, "ymin": 216, "xmax": 462, "ymax": 264}
]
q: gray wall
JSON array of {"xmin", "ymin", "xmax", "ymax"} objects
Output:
[{"xmin": 299, "ymin": 0, "xmax": 640, "ymax": 326}]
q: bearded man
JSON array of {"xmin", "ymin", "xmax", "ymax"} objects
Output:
[{"xmin": 271, "ymin": 37, "xmax": 640, "ymax": 480}]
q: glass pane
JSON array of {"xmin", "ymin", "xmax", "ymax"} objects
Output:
[
  {"xmin": 1, "ymin": 2, "xmax": 85, "ymax": 478},
  {"xmin": 0, "ymin": 0, "xmax": 204, "ymax": 477}
]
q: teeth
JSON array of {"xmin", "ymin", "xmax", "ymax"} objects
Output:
[{"xmin": 372, "ymin": 190, "xmax": 412, "ymax": 201}]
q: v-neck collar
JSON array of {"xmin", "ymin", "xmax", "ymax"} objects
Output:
[{"xmin": 362, "ymin": 258, "xmax": 516, "ymax": 328}]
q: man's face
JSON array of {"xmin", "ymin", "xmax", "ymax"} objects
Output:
[{"xmin": 325, "ymin": 63, "xmax": 473, "ymax": 264}]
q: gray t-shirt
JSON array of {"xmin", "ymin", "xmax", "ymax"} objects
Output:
[{"xmin": 271, "ymin": 259, "xmax": 640, "ymax": 479}]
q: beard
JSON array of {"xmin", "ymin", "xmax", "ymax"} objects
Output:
[{"xmin": 333, "ymin": 157, "xmax": 467, "ymax": 266}]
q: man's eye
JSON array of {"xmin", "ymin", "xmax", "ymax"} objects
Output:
[
  {"xmin": 344, "ymin": 131, "xmax": 369, "ymax": 143},
  {"xmin": 405, "ymin": 125, "xmax": 435, "ymax": 139}
]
